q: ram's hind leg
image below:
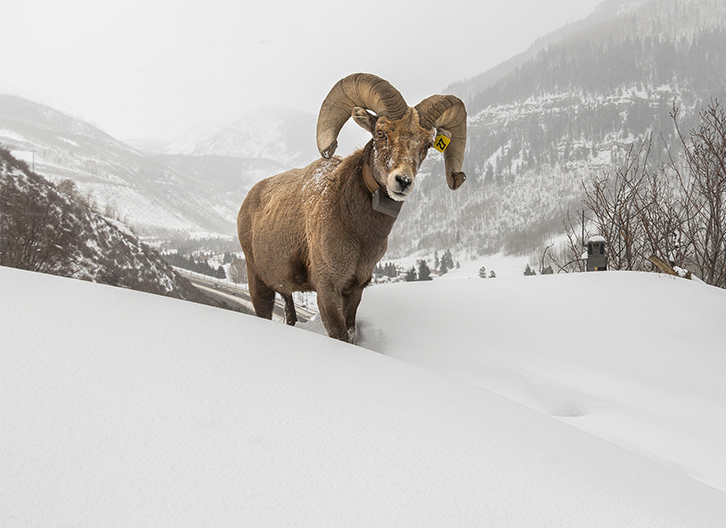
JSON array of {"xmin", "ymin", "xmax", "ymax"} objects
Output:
[
  {"xmin": 247, "ymin": 263, "xmax": 276, "ymax": 320},
  {"xmin": 281, "ymin": 294, "xmax": 298, "ymax": 326}
]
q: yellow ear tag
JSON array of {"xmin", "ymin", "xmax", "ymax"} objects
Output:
[{"xmin": 434, "ymin": 134, "xmax": 450, "ymax": 152}]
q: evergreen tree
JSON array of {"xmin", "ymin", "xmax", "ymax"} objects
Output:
[
  {"xmin": 404, "ymin": 267, "xmax": 418, "ymax": 282},
  {"xmin": 418, "ymin": 260, "xmax": 433, "ymax": 281},
  {"xmin": 479, "ymin": 266, "xmax": 487, "ymax": 278},
  {"xmin": 524, "ymin": 264, "xmax": 536, "ymax": 276},
  {"xmin": 440, "ymin": 249, "xmax": 454, "ymax": 274},
  {"xmin": 228, "ymin": 258, "xmax": 247, "ymax": 284},
  {"xmin": 388, "ymin": 263, "xmax": 398, "ymax": 277},
  {"xmin": 489, "ymin": 270, "xmax": 497, "ymax": 278}
]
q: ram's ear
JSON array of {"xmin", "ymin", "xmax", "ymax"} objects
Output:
[{"xmin": 351, "ymin": 107, "xmax": 378, "ymax": 134}]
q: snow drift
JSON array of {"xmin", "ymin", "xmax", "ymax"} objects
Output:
[
  {"xmin": 2, "ymin": 266, "xmax": 726, "ymax": 526},
  {"xmin": 353, "ymin": 268, "xmax": 726, "ymax": 492}
]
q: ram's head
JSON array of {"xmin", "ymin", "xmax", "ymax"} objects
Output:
[{"xmin": 316, "ymin": 73, "xmax": 467, "ymax": 202}]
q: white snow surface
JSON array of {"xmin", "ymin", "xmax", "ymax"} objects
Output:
[
  {"xmin": 2, "ymin": 266, "xmax": 726, "ymax": 526},
  {"xmin": 350, "ymin": 272, "xmax": 726, "ymax": 492}
]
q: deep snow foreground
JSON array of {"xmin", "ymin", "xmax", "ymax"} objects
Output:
[
  {"xmin": 350, "ymin": 270, "xmax": 726, "ymax": 493},
  {"xmin": 2, "ymin": 267, "xmax": 726, "ymax": 526}
]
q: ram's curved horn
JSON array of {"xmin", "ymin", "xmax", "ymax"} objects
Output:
[
  {"xmin": 415, "ymin": 95, "xmax": 467, "ymax": 190},
  {"xmin": 316, "ymin": 73, "xmax": 408, "ymax": 159}
]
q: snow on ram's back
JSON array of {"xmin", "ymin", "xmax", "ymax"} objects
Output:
[{"xmin": 2, "ymin": 265, "xmax": 726, "ymax": 526}]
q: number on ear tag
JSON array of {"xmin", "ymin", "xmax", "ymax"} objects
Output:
[{"xmin": 434, "ymin": 134, "xmax": 450, "ymax": 152}]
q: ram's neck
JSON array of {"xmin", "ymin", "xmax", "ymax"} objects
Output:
[{"xmin": 339, "ymin": 143, "xmax": 398, "ymax": 243}]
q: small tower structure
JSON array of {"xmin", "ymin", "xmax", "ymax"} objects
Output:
[{"xmin": 586, "ymin": 236, "xmax": 607, "ymax": 271}]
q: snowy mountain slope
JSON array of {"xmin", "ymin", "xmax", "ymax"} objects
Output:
[
  {"xmin": 3, "ymin": 267, "xmax": 726, "ymax": 526},
  {"xmin": 388, "ymin": 0, "xmax": 726, "ymax": 257},
  {"xmin": 4, "ymin": 0, "xmax": 726, "ymax": 257},
  {"xmin": 349, "ymin": 270, "xmax": 726, "ymax": 492},
  {"xmin": 163, "ymin": 105, "xmax": 373, "ymax": 162},
  {"xmin": 445, "ymin": 0, "xmax": 648, "ymax": 101},
  {"xmin": 156, "ymin": 154, "xmax": 287, "ymax": 193},
  {"xmin": 181, "ymin": 105, "xmax": 319, "ymax": 167},
  {"xmin": 0, "ymin": 149, "xmax": 208, "ymax": 302},
  {"xmin": 154, "ymin": 154, "xmax": 288, "ymax": 227},
  {"xmin": 0, "ymin": 95, "xmax": 234, "ymax": 236},
  {"xmin": 0, "ymin": 97, "xmax": 353, "ymax": 241}
]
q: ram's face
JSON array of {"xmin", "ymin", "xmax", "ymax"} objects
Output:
[{"xmin": 371, "ymin": 109, "xmax": 435, "ymax": 202}]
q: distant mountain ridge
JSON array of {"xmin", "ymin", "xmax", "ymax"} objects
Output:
[
  {"xmin": 168, "ymin": 105, "xmax": 320, "ymax": 167},
  {"xmin": 3, "ymin": 0, "xmax": 725, "ymax": 260},
  {"xmin": 445, "ymin": 0, "xmax": 649, "ymax": 102},
  {"xmin": 0, "ymin": 95, "xmax": 260, "ymax": 238},
  {"xmin": 386, "ymin": 0, "xmax": 726, "ymax": 258}
]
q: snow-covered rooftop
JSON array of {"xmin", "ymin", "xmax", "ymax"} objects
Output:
[{"xmin": 588, "ymin": 235, "xmax": 607, "ymax": 243}]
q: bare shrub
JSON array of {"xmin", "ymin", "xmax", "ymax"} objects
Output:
[
  {"xmin": 560, "ymin": 101, "xmax": 726, "ymax": 289},
  {"xmin": 1, "ymin": 153, "xmax": 82, "ymax": 273},
  {"xmin": 668, "ymin": 102, "xmax": 726, "ymax": 288}
]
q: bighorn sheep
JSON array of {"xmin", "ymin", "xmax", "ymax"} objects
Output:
[{"xmin": 237, "ymin": 73, "xmax": 467, "ymax": 342}]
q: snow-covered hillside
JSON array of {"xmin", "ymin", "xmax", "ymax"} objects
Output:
[
  {"xmin": 182, "ymin": 106, "xmax": 319, "ymax": 167},
  {"xmin": 0, "ymin": 149, "xmax": 208, "ymax": 302},
  {"xmin": 3, "ymin": 266, "xmax": 725, "ymax": 526},
  {"xmin": 162, "ymin": 105, "xmax": 373, "ymax": 164},
  {"xmin": 0, "ymin": 95, "xmax": 235, "ymax": 237},
  {"xmin": 445, "ymin": 0, "xmax": 649, "ymax": 101},
  {"xmin": 390, "ymin": 0, "xmax": 726, "ymax": 258}
]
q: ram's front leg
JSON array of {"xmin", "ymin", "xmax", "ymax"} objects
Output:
[
  {"xmin": 343, "ymin": 288, "xmax": 363, "ymax": 343},
  {"xmin": 316, "ymin": 284, "xmax": 352, "ymax": 342}
]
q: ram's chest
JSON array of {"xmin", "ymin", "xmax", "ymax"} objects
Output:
[
  {"xmin": 301, "ymin": 156, "xmax": 392, "ymax": 291},
  {"xmin": 307, "ymin": 218, "xmax": 383, "ymax": 287}
]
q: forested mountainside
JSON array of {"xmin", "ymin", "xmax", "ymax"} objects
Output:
[
  {"xmin": 0, "ymin": 148, "xmax": 210, "ymax": 303},
  {"xmin": 445, "ymin": 0, "xmax": 649, "ymax": 102},
  {"xmin": 385, "ymin": 0, "xmax": 726, "ymax": 258}
]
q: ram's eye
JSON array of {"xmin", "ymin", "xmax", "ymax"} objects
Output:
[
  {"xmin": 424, "ymin": 142, "xmax": 433, "ymax": 150},
  {"xmin": 376, "ymin": 130, "xmax": 386, "ymax": 140}
]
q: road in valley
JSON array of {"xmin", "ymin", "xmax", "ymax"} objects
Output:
[{"xmin": 178, "ymin": 269, "xmax": 316, "ymax": 324}]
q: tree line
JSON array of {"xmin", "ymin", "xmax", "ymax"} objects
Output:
[{"xmin": 163, "ymin": 252, "xmax": 227, "ymax": 279}]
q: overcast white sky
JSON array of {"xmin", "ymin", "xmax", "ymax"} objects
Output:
[{"xmin": 2, "ymin": 0, "xmax": 602, "ymax": 141}]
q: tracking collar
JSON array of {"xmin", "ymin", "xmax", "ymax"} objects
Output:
[{"xmin": 362, "ymin": 161, "xmax": 402, "ymax": 218}]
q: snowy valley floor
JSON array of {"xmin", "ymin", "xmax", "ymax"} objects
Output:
[{"xmin": 2, "ymin": 265, "xmax": 726, "ymax": 526}]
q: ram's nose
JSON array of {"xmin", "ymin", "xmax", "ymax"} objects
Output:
[
  {"xmin": 395, "ymin": 174, "xmax": 412, "ymax": 191},
  {"xmin": 388, "ymin": 169, "xmax": 415, "ymax": 201}
]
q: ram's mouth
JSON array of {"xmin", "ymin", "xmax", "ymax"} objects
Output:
[
  {"xmin": 388, "ymin": 189, "xmax": 409, "ymax": 202},
  {"xmin": 386, "ymin": 175, "xmax": 414, "ymax": 201}
]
